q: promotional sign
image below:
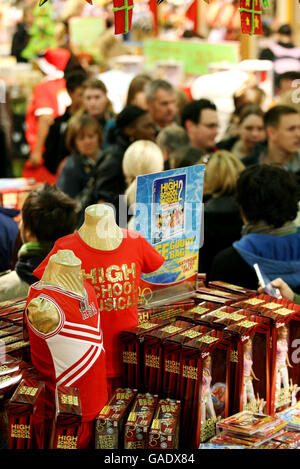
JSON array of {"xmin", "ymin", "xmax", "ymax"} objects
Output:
[
  {"xmin": 134, "ymin": 165, "xmax": 205, "ymax": 306},
  {"xmin": 68, "ymin": 17, "xmax": 105, "ymax": 60},
  {"xmin": 143, "ymin": 39, "xmax": 240, "ymax": 75}
]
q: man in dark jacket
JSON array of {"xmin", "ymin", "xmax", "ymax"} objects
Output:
[{"xmin": 242, "ymin": 105, "xmax": 300, "ymax": 179}]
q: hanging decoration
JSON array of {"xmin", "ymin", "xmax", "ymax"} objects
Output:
[
  {"xmin": 239, "ymin": 0, "xmax": 270, "ymax": 36},
  {"xmin": 38, "ymin": 0, "xmax": 272, "ymax": 36},
  {"xmin": 112, "ymin": 0, "xmax": 134, "ymax": 34}
]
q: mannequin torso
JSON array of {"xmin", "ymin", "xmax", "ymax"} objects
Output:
[{"xmin": 77, "ymin": 204, "xmax": 123, "ymax": 251}]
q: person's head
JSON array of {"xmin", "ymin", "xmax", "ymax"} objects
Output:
[
  {"xmin": 277, "ymin": 71, "xmax": 300, "ymax": 96},
  {"xmin": 277, "ymin": 24, "xmax": 293, "ymax": 44},
  {"xmin": 126, "ymin": 74, "xmax": 152, "ymax": 110},
  {"xmin": 66, "ymin": 71, "xmax": 87, "ymax": 113},
  {"xmin": 169, "ymin": 145, "xmax": 204, "ymax": 169},
  {"xmin": 66, "ymin": 112, "xmax": 102, "ymax": 159},
  {"xmin": 144, "ymin": 79, "xmax": 177, "ymax": 128},
  {"xmin": 122, "ymin": 140, "xmax": 164, "ymax": 186},
  {"xmin": 23, "ymin": 6, "xmax": 34, "ymax": 26},
  {"xmin": 236, "ymin": 164, "xmax": 299, "ymax": 228},
  {"xmin": 20, "ymin": 184, "xmax": 78, "ymax": 244},
  {"xmin": 181, "ymin": 99, "xmax": 218, "ymax": 151},
  {"xmin": 123, "ymin": 140, "xmax": 164, "ymax": 206},
  {"xmin": 116, "ymin": 105, "xmax": 156, "ymax": 142},
  {"xmin": 264, "ymin": 105, "xmax": 300, "ymax": 158},
  {"xmin": 233, "ymin": 84, "xmax": 266, "ymax": 116},
  {"xmin": 82, "ymin": 78, "xmax": 110, "ymax": 119},
  {"xmin": 199, "ymin": 150, "xmax": 245, "ymax": 197},
  {"xmin": 156, "ymin": 124, "xmax": 189, "ymax": 162},
  {"xmin": 238, "ymin": 105, "xmax": 265, "ymax": 151}
]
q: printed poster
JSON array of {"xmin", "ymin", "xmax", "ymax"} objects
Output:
[{"xmin": 134, "ymin": 164, "xmax": 205, "ymax": 301}]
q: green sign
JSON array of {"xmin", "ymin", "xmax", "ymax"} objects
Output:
[
  {"xmin": 69, "ymin": 17, "xmax": 105, "ymax": 60},
  {"xmin": 143, "ymin": 39, "xmax": 240, "ymax": 75}
]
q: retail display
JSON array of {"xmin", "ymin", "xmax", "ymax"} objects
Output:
[
  {"xmin": 33, "ymin": 204, "xmax": 165, "ymax": 393},
  {"xmin": 25, "ymin": 249, "xmax": 107, "ymax": 448},
  {"xmin": 1, "ymin": 276, "xmax": 300, "ymax": 449}
]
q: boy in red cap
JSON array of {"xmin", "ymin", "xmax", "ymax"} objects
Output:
[{"xmin": 25, "ymin": 48, "xmax": 72, "ymax": 179}]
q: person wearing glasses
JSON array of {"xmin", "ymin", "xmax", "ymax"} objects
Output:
[{"xmin": 181, "ymin": 99, "xmax": 219, "ymax": 153}]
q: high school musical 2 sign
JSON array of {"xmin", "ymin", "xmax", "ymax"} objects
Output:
[{"xmin": 134, "ymin": 164, "xmax": 205, "ymax": 305}]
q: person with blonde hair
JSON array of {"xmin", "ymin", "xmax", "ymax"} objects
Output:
[
  {"xmin": 198, "ymin": 150, "xmax": 245, "ymax": 273},
  {"xmin": 122, "ymin": 140, "xmax": 164, "ymax": 228}
]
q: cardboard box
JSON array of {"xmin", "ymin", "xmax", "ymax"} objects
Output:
[
  {"xmin": 148, "ymin": 398, "xmax": 181, "ymax": 449},
  {"xmin": 162, "ymin": 324, "xmax": 211, "ymax": 399},
  {"xmin": 124, "ymin": 393, "xmax": 158, "ymax": 449},
  {"xmin": 143, "ymin": 320, "xmax": 195, "ymax": 394},
  {"xmin": 50, "ymin": 386, "xmax": 82, "ymax": 450},
  {"xmin": 95, "ymin": 388, "xmax": 137, "ymax": 449},
  {"xmin": 7, "ymin": 378, "xmax": 45, "ymax": 449},
  {"xmin": 120, "ymin": 319, "xmax": 170, "ymax": 391}
]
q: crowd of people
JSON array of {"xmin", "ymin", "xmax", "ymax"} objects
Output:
[{"xmin": 1, "ymin": 17, "xmax": 300, "ymax": 304}]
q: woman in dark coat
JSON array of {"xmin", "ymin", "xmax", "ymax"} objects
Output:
[{"xmin": 198, "ymin": 150, "xmax": 245, "ymax": 274}]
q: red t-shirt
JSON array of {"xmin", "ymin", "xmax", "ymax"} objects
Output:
[
  {"xmin": 25, "ymin": 77, "xmax": 71, "ymax": 153},
  {"xmin": 33, "ymin": 229, "xmax": 165, "ymax": 378},
  {"xmin": 25, "ymin": 280, "xmax": 107, "ymax": 422}
]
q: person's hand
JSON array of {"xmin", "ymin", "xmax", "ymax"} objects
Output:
[
  {"xmin": 30, "ymin": 152, "xmax": 42, "ymax": 167},
  {"xmin": 257, "ymin": 277, "xmax": 294, "ymax": 301}
]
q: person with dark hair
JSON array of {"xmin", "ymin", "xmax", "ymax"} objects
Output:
[
  {"xmin": 43, "ymin": 70, "xmax": 87, "ymax": 175},
  {"xmin": 181, "ymin": 99, "xmax": 219, "ymax": 152},
  {"xmin": 0, "ymin": 184, "xmax": 79, "ymax": 301},
  {"xmin": 259, "ymin": 24, "xmax": 300, "ymax": 89},
  {"xmin": 57, "ymin": 113, "xmax": 103, "ymax": 198},
  {"xmin": 243, "ymin": 105, "xmax": 300, "ymax": 177},
  {"xmin": 144, "ymin": 79, "xmax": 177, "ymax": 131},
  {"xmin": 156, "ymin": 124, "xmax": 190, "ymax": 169},
  {"xmin": 169, "ymin": 145, "xmax": 204, "ymax": 169},
  {"xmin": 76, "ymin": 105, "xmax": 156, "ymax": 219},
  {"xmin": 209, "ymin": 164, "xmax": 300, "ymax": 291},
  {"xmin": 217, "ymin": 105, "xmax": 265, "ymax": 160},
  {"xmin": 276, "ymin": 71, "xmax": 300, "ymax": 97}
]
